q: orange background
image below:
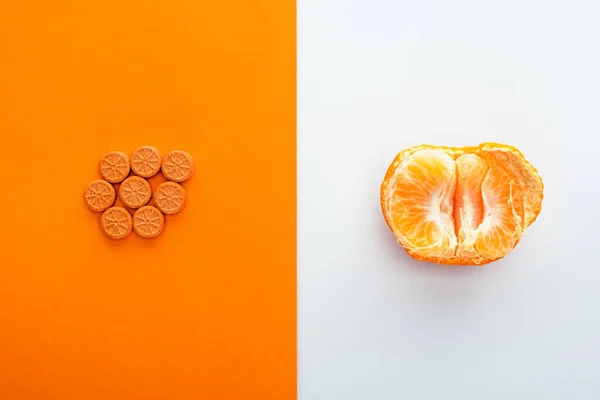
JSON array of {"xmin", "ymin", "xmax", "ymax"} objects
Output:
[{"xmin": 0, "ymin": 1, "xmax": 295, "ymax": 399}]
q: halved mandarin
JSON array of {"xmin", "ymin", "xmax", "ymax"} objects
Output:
[
  {"xmin": 99, "ymin": 151, "xmax": 130, "ymax": 183},
  {"xmin": 118, "ymin": 176, "xmax": 152, "ymax": 209},
  {"xmin": 161, "ymin": 150, "xmax": 195, "ymax": 182},
  {"xmin": 101, "ymin": 206, "xmax": 132, "ymax": 240},
  {"xmin": 133, "ymin": 206, "xmax": 165, "ymax": 238},
  {"xmin": 381, "ymin": 143, "xmax": 543, "ymax": 266},
  {"xmin": 130, "ymin": 145, "xmax": 162, "ymax": 178},
  {"xmin": 84, "ymin": 179, "xmax": 116, "ymax": 212},
  {"xmin": 154, "ymin": 181, "xmax": 186, "ymax": 215}
]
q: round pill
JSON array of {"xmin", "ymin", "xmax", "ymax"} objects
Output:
[
  {"xmin": 101, "ymin": 207, "xmax": 132, "ymax": 239},
  {"xmin": 161, "ymin": 150, "xmax": 195, "ymax": 182},
  {"xmin": 133, "ymin": 206, "xmax": 165, "ymax": 238},
  {"xmin": 84, "ymin": 179, "xmax": 116, "ymax": 212},
  {"xmin": 154, "ymin": 181, "xmax": 187, "ymax": 215},
  {"xmin": 118, "ymin": 176, "xmax": 152, "ymax": 209},
  {"xmin": 99, "ymin": 151, "xmax": 131, "ymax": 183},
  {"xmin": 130, "ymin": 145, "xmax": 162, "ymax": 178}
]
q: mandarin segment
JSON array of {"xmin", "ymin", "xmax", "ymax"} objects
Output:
[
  {"xmin": 131, "ymin": 145, "xmax": 162, "ymax": 178},
  {"xmin": 454, "ymin": 154, "xmax": 488, "ymax": 260},
  {"xmin": 381, "ymin": 142, "xmax": 543, "ymax": 266},
  {"xmin": 474, "ymin": 167, "xmax": 524, "ymax": 260},
  {"xmin": 382, "ymin": 149, "xmax": 457, "ymax": 259},
  {"xmin": 101, "ymin": 206, "xmax": 132, "ymax": 240},
  {"xmin": 118, "ymin": 176, "xmax": 152, "ymax": 209},
  {"xmin": 455, "ymin": 154, "xmax": 488, "ymax": 229},
  {"xmin": 84, "ymin": 179, "xmax": 116, "ymax": 212},
  {"xmin": 476, "ymin": 144, "xmax": 542, "ymax": 226},
  {"xmin": 154, "ymin": 181, "xmax": 186, "ymax": 215},
  {"xmin": 133, "ymin": 206, "xmax": 165, "ymax": 238},
  {"xmin": 161, "ymin": 150, "xmax": 195, "ymax": 182},
  {"xmin": 99, "ymin": 151, "xmax": 130, "ymax": 183}
]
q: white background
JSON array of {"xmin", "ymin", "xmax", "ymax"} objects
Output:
[{"xmin": 298, "ymin": 1, "xmax": 600, "ymax": 399}]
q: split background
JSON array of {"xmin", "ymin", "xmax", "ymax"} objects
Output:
[{"xmin": 1, "ymin": 0, "xmax": 600, "ymax": 399}]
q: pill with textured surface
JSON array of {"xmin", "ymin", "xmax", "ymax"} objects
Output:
[
  {"xmin": 99, "ymin": 151, "xmax": 130, "ymax": 183},
  {"xmin": 119, "ymin": 176, "xmax": 152, "ymax": 209},
  {"xmin": 154, "ymin": 181, "xmax": 186, "ymax": 215},
  {"xmin": 130, "ymin": 145, "xmax": 162, "ymax": 178},
  {"xmin": 133, "ymin": 206, "xmax": 165, "ymax": 238},
  {"xmin": 101, "ymin": 206, "xmax": 132, "ymax": 239},
  {"xmin": 84, "ymin": 179, "xmax": 116, "ymax": 212},
  {"xmin": 161, "ymin": 150, "xmax": 195, "ymax": 182}
]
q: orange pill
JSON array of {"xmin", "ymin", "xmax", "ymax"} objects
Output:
[
  {"xmin": 130, "ymin": 145, "xmax": 162, "ymax": 178},
  {"xmin": 119, "ymin": 176, "xmax": 152, "ymax": 209},
  {"xmin": 101, "ymin": 206, "xmax": 132, "ymax": 240},
  {"xmin": 99, "ymin": 151, "xmax": 130, "ymax": 183},
  {"xmin": 83, "ymin": 179, "xmax": 116, "ymax": 212},
  {"xmin": 133, "ymin": 206, "xmax": 165, "ymax": 238},
  {"xmin": 154, "ymin": 181, "xmax": 187, "ymax": 215},
  {"xmin": 161, "ymin": 150, "xmax": 195, "ymax": 182}
]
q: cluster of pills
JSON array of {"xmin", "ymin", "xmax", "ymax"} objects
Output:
[{"xmin": 84, "ymin": 146, "xmax": 194, "ymax": 239}]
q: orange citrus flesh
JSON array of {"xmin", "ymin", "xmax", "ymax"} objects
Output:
[{"xmin": 381, "ymin": 143, "xmax": 543, "ymax": 266}]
